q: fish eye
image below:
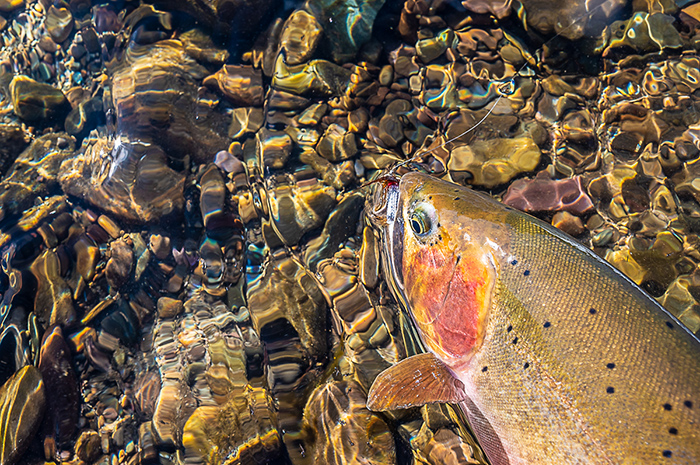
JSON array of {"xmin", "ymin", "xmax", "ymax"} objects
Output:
[{"xmin": 409, "ymin": 204, "xmax": 435, "ymax": 237}]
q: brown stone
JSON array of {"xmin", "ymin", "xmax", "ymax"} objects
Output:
[{"xmin": 157, "ymin": 297, "xmax": 183, "ymax": 319}]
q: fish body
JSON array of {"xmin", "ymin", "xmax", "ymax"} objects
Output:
[{"xmin": 367, "ymin": 172, "xmax": 700, "ymax": 464}]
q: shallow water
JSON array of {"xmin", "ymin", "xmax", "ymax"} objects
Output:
[{"xmin": 0, "ymin": 0, "xmax": 699, "ymax": 463}]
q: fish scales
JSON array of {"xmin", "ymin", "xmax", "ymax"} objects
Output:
[{"xmin": 368, "ymin": 172, "xmax": 700, "ymax": 464}]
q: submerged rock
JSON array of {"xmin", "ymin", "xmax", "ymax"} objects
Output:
[
  {"xmin": 38, "ymin": 325, "xmax": 80, "ymax": 451},
  {"xmin": 105, "ymin": 238, "xmax": 133, "ymax": 289},
  {"xmin": 10, "ymin": 75, "xmax": 71, "ymax": 125},
  {"xmin": 0, "ymin": 133, "xmax": 75, "ymax": 220},
  {"xmin": 306, "ymin": 0, "xmax": 385, "ymax": 63},
  {"xmin": 462, "ymin": 0, "xmax": 512, "ymax": 18},
  {"xmin": 448, "ymin": 136, "xmax": 541, "ymax": 188},
  {"xmin": 109, "ymin": 40, "xmax": 228, "ymax": 163},
  {"xmin": 203, "ymin": 65, "xmax": 264, "ymax": 106},
  {"xmin": 46, "ymin": 5, "xmax": 73, "ymax": 43},
  {"xmin": 279, "ymin": 10, "xmax": 322, "ymax": 65},
  {"xmin": 0, "ymin": 124, "xmax": 29, "ymax": 177},
  {"xmin": 0, "ymin": 0, "xmax": 23, "ymax": 13},
  {"xmin": 0, "ymin": 366, "xmax": 45, "ymax": 465},
  {"xmin": 302, "ymin": 380, "xmax": 396, "ymax": 465},
  {"xmin": 519, "ymin": 0, "xmax": 625, "ymax": 40},
  {"xmin": 272, "ymin": 55, "xmax": 353, "ymax": 97},
  {"xmin": 262, "ymin": 174, "xmax": 336, "ymax": 246},
  {"xmin": 30, "ymin": 250, "xmax": 76, "ymax": 327},
  {"xmin": 74, "ymin": 430, "xmax": 101, "ymax": 463},
  {"xmin": 59, "ymin": 137, "xmax": 185, "ymax": 223},
  {"xmin": 601, "ymin": 12, "xmax": 682, "ymax": 57},
  {"xmin": 502, "ymin": 171, "xmax": 594, "ymax": 215},
  {"xmin": 64, "ymin": 97, "xmax": 104, "ymax": 140},
  {"xmin": 658, "ymin": 272, "xmax": 700, "ymax": 333}
]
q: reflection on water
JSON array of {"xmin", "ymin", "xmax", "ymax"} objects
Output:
[{"xmin": 0, "ymin": 0, "xmax": 698, "ymax": 463}]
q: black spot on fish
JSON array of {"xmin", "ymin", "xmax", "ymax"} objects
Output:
[
  {"xmin": 437, "ymin": 222, "xmax": 441, "ymax": 228},
  {"xmin": 543, "ymin": 321, "xmax": 551, "ymax": 328},
  {"xmin": 663, "ymin": 451, "xmax": 672, "ymax": 458},
  {"xmin": 663, "ymin": 403, "xmax": 672, "ymax": 411},
  {"xmin": 438, "ymin": 235, "xmax": 443, "ymax": 241},
  {"xmin": 666, "ymin": 321, "xmax": 674, "ymax": 329},
  {"xmin": 482, "ymin": 366, "xmax": 488, "ymax": 372},
  {"xmin": 607, "ymin": 363, "xmax": 616, "ymax": 369},
  {"xmin": 669, "ymin": 427, "xmax": 678, "ymax": 435},
  {"xmin": 511, "ymin": 260, "xmax": 518, "ymax": 265},
  {"xmin": 684, "ymin": 400, "xmax": 693, "ymax": 409},
  {"xmin": 507, "ymin": 325, "xmax": 513, "ymax": 332},
  {"xmin": 513, "ymin": 337, "xmax": 518, "ymax": 344},
  {"xmin": 454, "ymin": 197, "xmax": 460, "ymax": 201},
  {"xmin": 524, "ymin": 270, "xmax": 530, "ymax": 276},
  {"xmin": 589, "ymin": 308, "xmax": 597, "ymax": 315},
  {"xmin": 606, "ymin": 387, "xmax": 615, "ymax": 394},
  {"xmin": 429, "ymin": 196, "xmax": 433, "ymax": 200},
  {"xmin": 523, "ymin": 362, "xmax": 529, "ymax": 369}
]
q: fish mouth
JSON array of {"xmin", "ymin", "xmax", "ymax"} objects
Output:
[
  {"xmin": 366, "ymin": 173, "xmax": 408, "ymax": 308},
  {"xmin": 365, "ymin": 173, "xmax": 401, "ymax": 228}
]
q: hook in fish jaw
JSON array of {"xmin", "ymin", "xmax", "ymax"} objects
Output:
[{"xmin": 364, "ymin": 171, "xmax": 402, "ymax": 228}]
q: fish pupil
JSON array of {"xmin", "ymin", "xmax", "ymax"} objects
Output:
[
  {"xmin": 410, "ymin": 217, "xmax": 424, "ymax": 235},
  {"xmin": 409, "ymin": 209, "xmax": 432, "ymax": 237}
]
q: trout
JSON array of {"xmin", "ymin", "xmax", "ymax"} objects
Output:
[{"xmin": 367, "ymin": 172, "xmax": 700, "ymax": 464}]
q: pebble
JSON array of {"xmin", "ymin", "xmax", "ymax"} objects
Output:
[
  {"xmin": 74, "ymin": 430, "xmax": 101, "ymax": 463},
  {"xmin": 379, "ymin": 65, "xmax": 393, "ymax": 86},
  {"xmin": 46, "ymin": 6, "xmax": 73, "ymax": 43},
  {"xmin": 148, "ymin": 234, "xmax": 171, "ymax": 260},
  {"xmin": 105, "ymin": 239, "xmax": 133, "ymax": 289},
  {"xmin": 279, "ymin": 10, "xmax": 322, "ymax": 65},
  {"xmin": 552, "ymin": 211, "xmax": 586, "ymax": 236},
  {"xmin": 102, "ymin": 407, "xmax": 118, "ymax": 421},
  {"xmin": 157, "ymin": 297, "xmax": 183, "ymax": 319},
  {"xmin": 9, "ymin": 75, "xmax": 70, "ymax": 124}
]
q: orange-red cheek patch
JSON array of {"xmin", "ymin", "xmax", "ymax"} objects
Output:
[{"xmin": 404, "ymin": 243, "xmax": 492, "ymax": 364}]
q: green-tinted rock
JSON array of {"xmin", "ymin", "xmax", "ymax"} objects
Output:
[
  {"xmin": 416, "ymin": 29, "xmax": 454, "ymax": 63},
  {"xmin": 306, "ymin": 0, "xmax": 385, "ymax": 63},
  {"xmin": 0, "ymin": 366, "xmax": 46, "ymax": 465},
  {"xmin": 10, "ymin": 75, "xmax": 70, "ymax": 125}
]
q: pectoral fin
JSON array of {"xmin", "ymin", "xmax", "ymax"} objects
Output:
[{"xmin": 367, "ymin": 352, "xmax": 467, "ymax": 411}]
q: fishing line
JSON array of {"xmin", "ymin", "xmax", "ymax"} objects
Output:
[{"xmin": 391, "ymin": 0, "xmax": 620, "ymax": 175}]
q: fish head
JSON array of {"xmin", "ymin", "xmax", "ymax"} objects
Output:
[{"xmin": 370, "ymin": 171, "xmax": 507, "ymax": 371}]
